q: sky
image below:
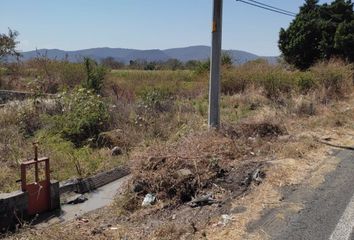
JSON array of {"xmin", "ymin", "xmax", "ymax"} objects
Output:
[{"xmin": 0, "ymin": 0, "xmax": 332, "ymax": 56}]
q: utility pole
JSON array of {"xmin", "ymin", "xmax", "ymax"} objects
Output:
[{"xmin": 208, "ymin": 0, "xmax": 223, "ymax": 128}]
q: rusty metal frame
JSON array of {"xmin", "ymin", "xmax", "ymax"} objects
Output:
[{"xmin": 20, "ymin": 157, "xmax": 50, "ymax": 192}]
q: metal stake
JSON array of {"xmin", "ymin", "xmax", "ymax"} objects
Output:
[{"xmin": 33, "ymin": 142, "xmax": 39, "ymax": 183}]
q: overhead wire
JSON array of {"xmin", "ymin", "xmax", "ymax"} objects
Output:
[
  {"xmin": 235, "ymin": 0, "xmax": 296, "ymax": 17},
  {"xmin": 246, "ymin": 0, "xmax": 296, "ymax": 15}
]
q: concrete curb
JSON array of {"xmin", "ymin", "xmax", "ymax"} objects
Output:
[
  {"xmin": 59, "ymin": 167, "xmax": 130, "ymax": 195},
  {"xmin": 0, "ymin": 90, "xmax": 56, "ymax": 104}
]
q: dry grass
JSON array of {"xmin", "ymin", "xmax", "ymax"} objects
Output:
[{"xmin": 2, "ymin": 59, "xmax": 354, "ymax": 239}]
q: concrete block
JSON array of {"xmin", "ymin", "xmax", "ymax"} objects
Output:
[
  {"xmin": 50, "ymin": 180, "xmax": 60, "ymax": 211},
  {"xmin": 0, "ymin": 191, "xmax": 28, "ymax": 232},
  {"xmin": 59, "ymin": 179, "xmax": 79, "ymax": 195}
]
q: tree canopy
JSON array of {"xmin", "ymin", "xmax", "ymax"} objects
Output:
[
  {"xmin": 0, "ymin": 29, "xmax": 20, "ymax": 61},
  {"xmin": 279, "ymin": 0, "xmax": 354, "ymax": 69}
]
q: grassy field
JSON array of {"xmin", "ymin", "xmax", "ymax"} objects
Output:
[{"xmin": 0, "ymin": 60, "xmax": 353, "ymax": 192}]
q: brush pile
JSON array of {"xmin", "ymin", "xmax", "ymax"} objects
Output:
[{"xmin": 129, "ymin": 124, "xmax": 282, "ymax": 207}]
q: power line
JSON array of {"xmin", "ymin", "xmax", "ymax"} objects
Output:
[
  {"xmin": 235, "ymin": 0, "xmax": 296, "ymax": 17},
  {"xmin": 236, "ymin": 0, "xmax": 296, "ymax": 17},
  {"xmin": 247, "ymin": 0, "xmax": 296, "ymax": 15}
]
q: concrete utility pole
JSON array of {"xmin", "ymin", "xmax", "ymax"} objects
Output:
[{"xmin": 208, "ymin": 0, "xmax": 223, "ymax": 128}]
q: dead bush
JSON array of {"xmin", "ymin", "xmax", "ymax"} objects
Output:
[
  {"xmin": 311, "ymin": 59, "xmax": 353, "ymax": 102},
  {"xmin": 17, "ymin": 103, "xmax": 42, "ymax": 137},
  {"xmin": 293, "ymin": 96, "xmax": 317, "ymax": 116},
  {"xmin": 221, "ymin": 70, "xmax": 250, "ymax": 94},
  {"xmin": 26, "ymin": 57, "xmax": 86, "ymax": 93}
]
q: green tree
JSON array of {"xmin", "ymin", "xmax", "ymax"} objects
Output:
[
  {"xmin": 334, "ymin": 20, "xmax": 354, "ymax": 61},
  {"xmin": 101, "ymin": 57, "xmax": 125, "ymax": 69},
  {"xmin": 279, "ymin": 0, "xmax": 354, "ymax": 69},
  {"xmin": 83, "ymin": 58, "xmax": 107, "ymax": 93},
  {"xmin": 164, "ymin": 58, "xmax": 183, "ymax": 70},
  {"xmin": 0, "ymin": 29, "xmax": 20, "ymax": 61},
  {"xmin": 279, "ymin": 0, "xmax": 322, "ymax": 70},
  {"xmin": 319, "ymin": 0, "xmax": 354, "ymax": 59},
  {"xmin": 221, "ymin": 51, "xmax": 233, "ymax": 67}
]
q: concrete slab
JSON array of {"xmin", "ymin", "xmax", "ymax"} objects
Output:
[{"xmin": 36, "ymin": 175, "xmax": 130, "ymax": 227}]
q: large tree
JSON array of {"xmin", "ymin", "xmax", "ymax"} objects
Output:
[
  {"xmin": 279, "ymin": 0, "xmax": 354, "ymax": 69},
  {"xmin": 0, "ymin": 29, "xmax": 20, "ymax": 61},
  {"xmin": 334, "ymin": 18, "xmax": 354, "ymax": 61}
]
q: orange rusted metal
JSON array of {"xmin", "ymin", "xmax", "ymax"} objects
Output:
[{"xmin": 20, "ymin": 144, "xmax": 51, "ymax": 216}]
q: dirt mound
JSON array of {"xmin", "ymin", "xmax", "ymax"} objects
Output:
[{"xmin": 129, "ymin": 131, "xmax": 265, "ymax": 207}]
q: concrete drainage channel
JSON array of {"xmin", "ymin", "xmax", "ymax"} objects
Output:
[{"xmin": 0, "ymin": 167, "xmax": 130, "ymax": 232}]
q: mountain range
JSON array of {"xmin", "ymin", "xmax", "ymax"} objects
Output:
[{"xmin": 16, "ymin": 45, "xmax": 278, "ymax": 64}]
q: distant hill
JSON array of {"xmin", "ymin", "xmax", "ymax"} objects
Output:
[{"xmin": 15, "ymin": 45, "xmax": 278, "ymax": 64}]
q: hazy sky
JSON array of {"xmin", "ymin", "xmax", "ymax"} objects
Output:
[{"xmin": 0, "ymin": 0, "xmax": 331, "ymax": 56}]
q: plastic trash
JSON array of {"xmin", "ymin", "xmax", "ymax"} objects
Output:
[{"xmin": 142, "ymin": 193, "xmax": 156, "ymax": 206}]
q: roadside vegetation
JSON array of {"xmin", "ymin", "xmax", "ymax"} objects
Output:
[
  {"xmin": 2, "ymin": 57, "xmax": 352, "ymax": 239},
  {"xmin": 0, "ymin": 54, "xmax": 353, "ymax": 197},
  {"xmin": 0, "ymin": 0, "xmax": 353, "ymax": 238},
  {"xmin": 1, "ymin": 38, "xmax": 353, "ymax": 239}
]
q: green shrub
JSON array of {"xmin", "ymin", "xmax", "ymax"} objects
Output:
[
  {"xmin": 138, "ymin": 87, "xmax": 172, "ymax": 113},
  {"xmin": 36, "ymin": 132, "xmax": 103, "ymax": 179},
  {"xmin": 221, "ymin": 52, "xmax": 233, "ymax": 67},
  {"xmin": 46, "ymin": 88, "xmax": 108, "ymax": 145},
  {"xmin": 193, "ymin": 98, "xmax": 208, "ymax": 117},
  {"xmin": 296, "ymin": 72, "xmax": 316, "ymax": 94},
  {"xmin": 261, "ymin": 71, "xmax": 294, "ymax": 100},
  {"xmin": 194, "ymin": 60, "xmax": 210, "ymax": 74}
]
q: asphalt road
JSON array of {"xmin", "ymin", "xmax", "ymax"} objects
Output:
[{"xmin": 250, "ymin": 149, "xmax": 354, "ymax": 240}]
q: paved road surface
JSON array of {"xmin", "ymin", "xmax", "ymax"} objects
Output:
[{"xmin": 251, "ymin": 149, "xmax": 354, "ymax": 240}]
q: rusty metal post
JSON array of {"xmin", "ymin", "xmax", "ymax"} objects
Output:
[
  {"xmin": 33, "ymin": 142, "xmax": 39, "ymax": 183},
  {"xmin": 20, "ymin": 164, "xmax": 27, "ymax": 191}
]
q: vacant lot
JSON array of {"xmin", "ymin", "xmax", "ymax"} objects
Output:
[{"xmin": 1, "ymin": 59, "xmax": 353, "ymax": 239}]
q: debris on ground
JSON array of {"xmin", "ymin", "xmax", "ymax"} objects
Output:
[
  {"xmin": 218, "ymin": 214, "xmax": 235, "ymax": 227},
  {"xmin": 175, "ymin": 168, "xmax": 193, "ymax": 178},
  {"xmin": 323, "ymin": 137, "xmax": 334, "ymax": 141},
  {"xmin": 91, "ymin": 227, "xmax": 104, "ymax": 235},
  {"xmin": 77, "ymin": 217, "xmax": 89, "ymax": 224},
  {"xmin": 241, "ymin": 168, "xmax": 266, "ymax": 186},
  {"xmin": 67, "ymin": 194, "xmax": 88, "ymax": 205},
  {"xmin": 252, "ymin": 168, "xmax": 265, "ymax": 184},
  {"xmin": 142, "ymin": 193, "xmax": 156, "ymax": 207},
  {"xmin": 111, "ymin": 146, "xmax": 123, "ymax": 156},
  {"xmin": 278, "ymin": 135, "xmax": 292, "ymax": 141},
  {"xmin": 129, "ymin": 130, "xmax": 268, "ymax": 210},
  {"xmin": 188, "ymin": 194, "xmax": 219, "ymax": 208}
]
